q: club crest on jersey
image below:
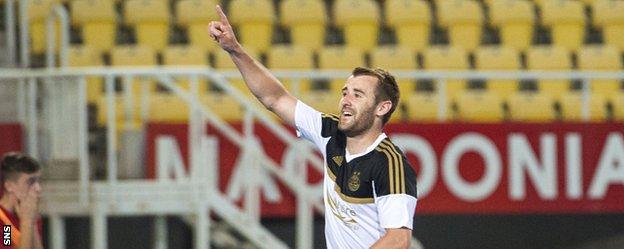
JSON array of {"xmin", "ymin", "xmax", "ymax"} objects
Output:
[
  {"xmin": 332, "ymin": 156, "xmax": 344, "ymax": 166},
  {"xmin": 348, "ymin": 171, "xmax": 361, "ymax": 192}
]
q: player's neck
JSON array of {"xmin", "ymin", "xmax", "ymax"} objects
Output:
[
  {"xmin": 346, "ymin": 128, "xmax": 382, "ymax": 155},
  {"xmin": 0, "ymin": 194, "xmax": 16, "ymax": 213}
]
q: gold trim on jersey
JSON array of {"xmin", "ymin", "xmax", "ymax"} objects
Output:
[
  {"xmin": 376, "ymin": 140, "xmax": 406, "ymax": 194},
  {"xmin": 321, "ymin": 113, "xmax": 339, "ymax": 121},
  {"xmin": 325, "ymin": 159, "xmax": 375, "ymax": 204}
]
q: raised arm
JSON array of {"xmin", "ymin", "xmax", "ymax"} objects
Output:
[{"xmin": 208, "ymin": 5, "xmax": 297, "ymax": 125}]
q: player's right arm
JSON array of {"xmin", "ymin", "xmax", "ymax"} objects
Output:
[{"xmin": 208, "ymin": 5, "xmax": 297, "ymax": 126}]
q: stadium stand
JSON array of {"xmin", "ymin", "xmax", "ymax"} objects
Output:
[
  {"xmin": 593, "ymin": 0, "xmax": 624, "ymax": 52},
  {"xmin": 175, "ymin": 0, "xmax": 220, "ymax": 53},
  {"xmin": 540, "ymin": 0, "xmax": 585, "ymax": 52},
  {"xmin": 318, "ymin": 45, "xmax": 366, "ymax": 92},
  {"xmin": 559, "ymin": 91, "xmax": 608, "ymax": 121},
  {"xmin": 577, "ymin": 44, "xmax": 623, "ymax": 98},
  {"xmin": 474, "ymin": 45, "xmax": 521, "ymax": 100},
  {"xmin": 526, "ymin": 45, "xmax": 572, "ymax": 101},
  {"xmin": 507, "ymin": 91, "xmax": 556, "ymax": 122},
  {"xmin": 71, "ymin": 0, "xmax": 116, "ymax": 53},
  {"xmin": 455, "ymin": 90, "xmax": 504, "ymax": 122},
  {"xmin": 162, "ymin": 45, "xmax": 209, "ymax": 93},
  {"xmin": 28, "ymin": 0, "xmax": 60, "ymax": 54},
  {"xmin": 124, "ymin": 0, "xmax": 170, "ymax": 52},
  {"xmin": 437, "ymin": 0, "xmax": 483, "ymax": 52},
  {"xmin": 228, "ymin": 0, "xmax": 275, "ymax": 53},
  {"xmin": 384, "ymin": 0, "xmax": 431, "ymax": 53},
  {"xmin": 280, "ymin": 0, "xmax": 327, "ymax": 52},
  {"xmin": 422, "ymin": 45, "xmax": 470, "ymax": 102},
  {"xmin": 67, "ymin": 45, "xmax": 104, "ymax": 104},
  {"xmin": 370, "ymin": 45, "xmax": 418, "ymax": 106},
  {"xmin": 333, "ymin": 0, "xmax": 380, "ymax": 52},
  {"xmin": 406, "ymin": 91, "xmax": 441, "ymax": 122},
  {"xmin": 488, "ymin": 0, "xmax": 535, "ymax": 51},
  {"xmin": 266, "ymin": 44, "xmax": 315, "ymax": 93}
]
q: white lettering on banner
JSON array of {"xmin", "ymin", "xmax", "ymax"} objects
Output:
[
  {"xmin": 588, "ymin": 133, "xmax": 624, "ymax": 199},
  {"xmin": 226, "ymin": 137, "xmax": 282, "ymax": 203},
  {"xmin": 442, "ymin": 133, "xmax": 502, "ymax": 202},
  {"xmin": 509, "ymin": 134, "xmax": 557, "ymax": 200},
  {"xmin": 156, "ymin": 136, "xmax": 188, "ymax": 180},
  {"xmin": 391, "ymin": 134, "xmax": 438, "ymax": 198},
  {"xmin": 566, "ymin": 134, "xmax": 582, "ymax": 199}
]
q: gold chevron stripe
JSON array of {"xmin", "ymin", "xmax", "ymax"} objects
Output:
[
  {"xmin": 382, "ymin": 140, "xmax": 405, "ymax": 194},
  {"xmin": 376, "ymin": 144, "xmax": 397, "ymax": 194}
]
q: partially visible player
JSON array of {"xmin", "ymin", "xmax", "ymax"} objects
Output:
[
  {"xmin": 0, "ymin": 152, "xmax": 43, "ymax": 249},
  {"xmin": 209, "ymin": 5, "xmax": 417, "ymax": 248}
]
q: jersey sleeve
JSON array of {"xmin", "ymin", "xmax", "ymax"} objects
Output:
[
  {"xmin": 373, "ymin": 149, "xmax": 418, "ymax": 229},
  {"xmin": 294, "ymin": 100, "xmax": 325, "ymax": 151}
]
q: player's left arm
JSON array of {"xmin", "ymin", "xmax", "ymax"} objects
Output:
[{"xmin": 371, "ymin": 228, "xmax": 411, "ymax": 249}]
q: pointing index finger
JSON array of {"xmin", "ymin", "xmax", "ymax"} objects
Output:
[{"xmin": 216, "ymin": 5, "xmax": 230, "ymax": 25}]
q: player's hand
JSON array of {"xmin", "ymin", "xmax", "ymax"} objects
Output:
[
  {"xmin": 208, "ymin": 5, "xmax": 241, "ymax": 54},
  {"xmin": 16, "ymin": 186, "xmax": 40, "ymax": 222}
]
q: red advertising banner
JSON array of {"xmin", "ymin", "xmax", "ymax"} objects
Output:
[
  {"xmin": 0, "ymin": 123, "xmax": 23, "ymax": 156},
  {"xmin": 146, "ymin": 122, "xmax": 624, "ymax": 216}
]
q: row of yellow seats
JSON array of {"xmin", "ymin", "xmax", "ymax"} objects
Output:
[
  {"xmin": 29, "ymin": 0, "xmax": 624, "ymax": 56},
  {"xmin": 69, "ymin": 43, "xmax": 624, "ymax": 106},
  {"xmin": 94, "ymin": 87, "xmax": 624, "ymax": 125}
]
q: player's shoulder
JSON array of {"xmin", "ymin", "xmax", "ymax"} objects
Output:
[
  {"xmin": 320, "ymin": 113, "xmax": 340, "ymax": 138},
  {"xmin": 374, "ymin": 138, "xmax": 408, "ymax": 164}
]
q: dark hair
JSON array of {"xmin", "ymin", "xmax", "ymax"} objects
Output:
[
  {"xmin": 1, "ymin": 152, "xmax": 41, "ymax": 188},
  {"xmin": 351, "ymin": 67, "xmax": 400, "ymax": 124}
]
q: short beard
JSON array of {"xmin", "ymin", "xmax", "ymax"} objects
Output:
[{"xmin": 338, "ymin": 104, "xmax": 376, "ymax": 137}]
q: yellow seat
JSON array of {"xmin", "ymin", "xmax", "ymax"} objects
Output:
[
  {"xmin": 474, "ymin": 45, "xmax": 521, "ymax": 100},
  {"xmin": 577, "ymin": 45, "xmax": 623, "ymax": 98},
  {"xmin": 508, "ymin": 92, "xmax": 556, "ymax": 122},
  {"xmin": 422, "ymin": 45, "xmax": 469, "ymax": 102},
  {"xmin": 527, "ymin": 45, "xmax": 572, "ymax": 100},
  {"xmin": 162, "ymin": 45, "xmax": 209, "ymax": 93},
  {"xmin": 266, "ymin": 45, "xmax": 314, "ymax": 95},
  {"xmin": 333, "ymin": 0, "xmax": 380, "ymax": 52},
  {"xmin": 318, "ymin": 45, "xmax": 366, "ymax": 92},
  {"xmin": 110, "ymin": 45, "xmax": 158, "ymax": 95},
  {"xmin": 229, "ymin": 0, "xmax": 275, "ymax": 53},
  {"xmin": 176, "ymin": 0, "xmax": 220, "ymax": 53},
  {"xmin": 213, "ymin": 47, "xmax": 261, "ymax": 97},
  {"xmin": 438, "ymin": 0, "xmax": 483, "ymax": 52},
  {"xmin": 280, "ymin": 0, "xmax": 327, "ymax": 52},
  {"xmin": 299, "ymin": 90, "xmax": 341, "ymax": 116},
  {"xmin": 541, "ymin": 0, "xmax": 585, "ymax": 52},
  {"xmin": 124, "ymin": 0, "xmax": 170, "ymax": 52},
  {"xmin": 612, "ymin": 92, "xmax": 624, "ymax": 121},
  {"xmin": 559, "ymin": 92, "xmax": 608, "ymax": 121},
  {"xmin": 148, "ymin": 94, "xmax": 190, "ymax": 123},
  {"xmin": 67, "ymin": 45, "xmax": 104, "ymax": 104},
  {"xmin": 593, "ymin": 0, "xmax": 624, "ymax": 52},
  {"xmin": 201, "ymin": 93, "xmax": 244, "ymax": 122},
  {"xmin": 456, "ymin": 90, "xmax": 504, "ymax": 122},
  {"xmin": 405, "ymin": 92, "xmax": 443, "ymax": 122},
  {"xmin": 489, "ymin": 0, "xmax": 534, "ymax": 51},
  {"xmin": 370, "ymin": 45, "xmax": 418, "ymax": 100},
  {"xmin": 384, "ymin": 0, "xmax": 431, "ymax": 53},
  {"xmin": 29, "ymin": 0, "xmax": 61, "ymax": 54},
  {"xmin": 71, "ymin": 0, "xmax": 116, "ymax": 53}
]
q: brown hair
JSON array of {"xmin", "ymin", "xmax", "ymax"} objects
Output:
[
  {"xmin": 351, "ymin": 67, "xmax": 400, "ymax": 124},
  {"xmin": 1, "ymin": 152, "xmax": 41, "ymax": 188}
]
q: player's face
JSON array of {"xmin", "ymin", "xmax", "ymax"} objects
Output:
[
  {"xmin": 338, "ymin": 75, "xmax": 378, "ymax": 137},
  {"xmin": 5, "ymin": 171, "xmax": 42, "ymax": 201}
]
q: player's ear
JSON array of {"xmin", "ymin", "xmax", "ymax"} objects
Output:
[{"xmin": 375, "ymin": 100, "xmax": 392, "ymax": 117}]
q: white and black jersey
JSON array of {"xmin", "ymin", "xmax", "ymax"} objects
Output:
[{"xmin": 294, "ymin": 100, "xmax": 418, "ymax": 249}]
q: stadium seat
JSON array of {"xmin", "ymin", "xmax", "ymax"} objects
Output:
[
  {"xmin": 29, "ymin": 0, "xmax": 60, "ymax": 54},
  {"xmin": 507, "ymin": 91, "xmax": 556, "ymax": 122},
  {"xmin": 229, "ymin": 0, "xmax": 275, "ymax": 53},
  {"xmin": 201, "ymin": 93, "xmax": 244, "ymax": 122},
  {"xmin": 318, "ymin": 45, "xmax": 366, "ymax": 92},
  {"xmin": 489, "ymin": 0, "xmax": 534, "ymax": 51},
  {"xmin": 266, "ymin": 45, "xmax": 315, "ymax": 94},
  {"xmin": 68, "ymin": 45, "xmax": 104, "ymax": 104},
  {"xmin": 124, "ymin": 0, "xmax": 170, "ymax": 52},
  {"xmin": 422, "ymin": 45, "xmax": 469, "ymax": 102},
  {"xmin": 437, "ymin": 0, "xmax": 483, "ymax": 51},
  {"xmin": 384, "ymin": 0, "xmax": 431, "ymax": 52},
  {"xmin": 541, "ymin": 0, "xmax": 585, "ymax": 52},
  {"xmin": 71, "ymin": 0, "xmax": 116, "ymax": 53},
  {"xmin": 213, "ymin": 47, "xmax": 261, "ymax": 97},
  {"xmin": 612, "ymin": 92, "xmax": 624, "ymax": 121},
  {"xmin": 148, "ymin": 94, "xmax": 190, "ymax": 123},
  {"xmin": 474, "ymin": 45, "xmax": 521, "ymax": 99},
  {"xmin": 526, "ymin": 45, "xmax": 572, "ymax": 100},
  {"xmin": 176, "ymin": 0, "xmax": 220, "ymax": 53},
  {"xmin": 559, "ymin": 92, "xmax": 608, "ymax": 121},
  {"xmin": 370, "ymin": 45, "xmax": 418, "ymax": 99},
  {"xmin": 593, "ymin": 0, "xmax": 624, "ymax": 52},
  {"xmin": 110, "ymin": 45, "xmax": 158, "ymax": 96},
  {"xmin": 405, "ymin": 92, "xmax": 443, "ymax": 122},
  {"xmin": 455, "ymin": 90, "xmax": 504, "ymax": 122},
  {"xmin": 162, "ymin": 45, "xmax": 209, "ymax": 93},
  {"xmin": 280, "ymin": 0, "xmax": 327, "ymax": 51},
  {"xmin": 333, "ymin": 0, "xmax": 380, "ymax": 52},
  {"xmin": 577, "ymin": 45, "xmax": 623, "ymax": 98},
  {"xmin": 95, "ymin": 95, "xmax": 142, "ymax": 127},
  {"xmin": 299, "ymin": 90, "xmax": 341, "ymax": 116}
]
